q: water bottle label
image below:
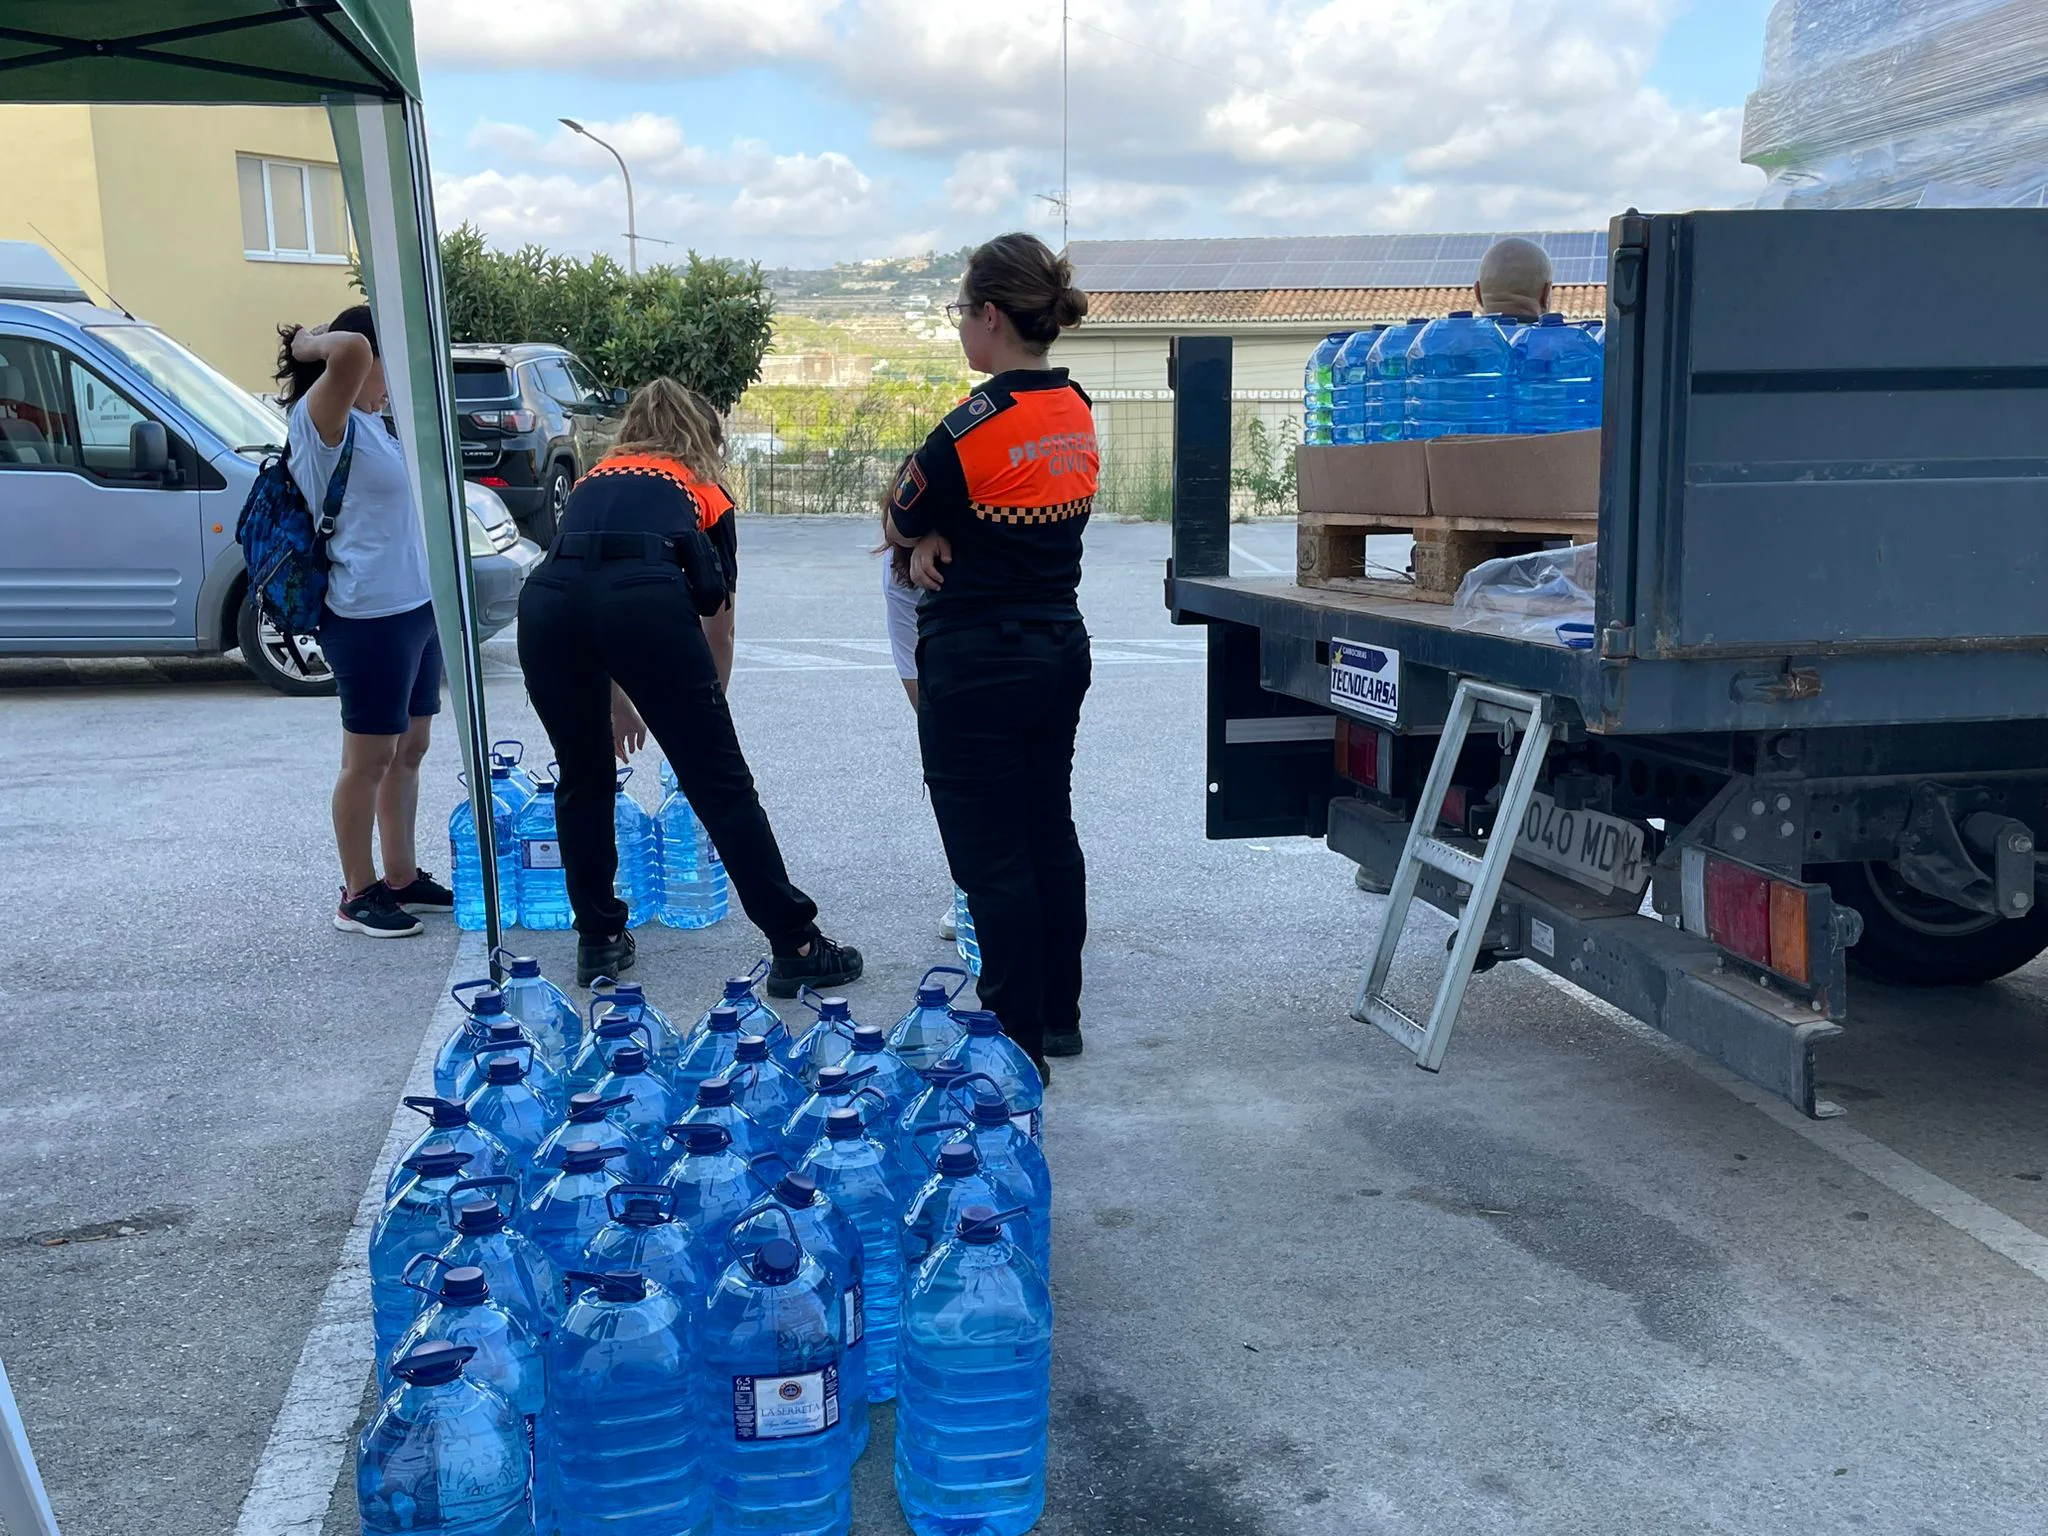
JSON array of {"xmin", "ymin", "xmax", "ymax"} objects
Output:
[
  {"xmin": 843, "ymin": 1283, "xmax": 864, "ymax": 1348},
  {"xmin": 522, "ymin": 838, "xmax": 563, "ymax": 870},
  {"xmin": 1011, "ymin": 1109, "xmax": 1042, "ymax": 1143},
  {"xmin": 731, "ymin": 1364, "xmax": 839, "ymax": 1440}
]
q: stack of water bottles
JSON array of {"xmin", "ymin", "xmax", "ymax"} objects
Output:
[
  {"xmin": 449, "ymin": 745, "xmax": 730, "ymax": 932},
  {"xmin": 1302, "ymin": 311, "xmax": 1604, "ymax": 445},
  {"xmin": 360, "ymin": 955, "xmax": 1053, "ymax": 1536}
]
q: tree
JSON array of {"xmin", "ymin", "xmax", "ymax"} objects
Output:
[{"xmin": 434, "ymin": 225, "xmax": 775, "ymax": 410}]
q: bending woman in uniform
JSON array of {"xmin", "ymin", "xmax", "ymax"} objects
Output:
[
  {"xmin": 885, "ymin": 233, "xmax": 1095, "ymax": 1078},
  {"xmin": 517, "ymin": 378, "xmax": 863, "ymax": 993}
]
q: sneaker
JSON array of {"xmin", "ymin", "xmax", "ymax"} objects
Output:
[
  {"xmin": 1043, "ymin": 1029, "xmax": 1084, "ymax": 1058},
  {"xmin": 939, "ymin": 905, "xmax": 958, "ymax": 942},
  {"xmin": 388, "ymin": 868, "xmax": 455, "ymax": 913},
  {"xmin": 334, "ymin": 882, "xmax": 423, "ymax": 938},
  {"xmin": 577, "ymin": 929, "xmax": 636, "ymax": 989},
  {"xmin": 766, "ymin": 934, "xmax": 864, "ymax": 998}
]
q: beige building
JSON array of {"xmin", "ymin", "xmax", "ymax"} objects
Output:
[{"xmin": 0, "ymin": 104, "xmax": 359, "ymax": 390}]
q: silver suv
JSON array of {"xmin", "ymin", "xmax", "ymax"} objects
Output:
[{"xmin": 0, "ymin": 243, "xmax": 540, "ymax": 695}]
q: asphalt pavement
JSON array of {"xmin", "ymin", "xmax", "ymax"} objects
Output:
[{"xmin": 5, "ymin": 516, "xmax": 2048, "ymax": 1535}]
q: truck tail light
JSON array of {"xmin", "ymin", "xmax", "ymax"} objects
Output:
[
  {"xmin": 1681, "ymin": 846, "xmax": 1815, "ymax": 985},
  {"xmin": 1335, "ymin": 719, "xmax": 1392, "ymax": 792},
  {"xmin": 469, "ymin": 409, "xmax": 536, "ymax": 432}
]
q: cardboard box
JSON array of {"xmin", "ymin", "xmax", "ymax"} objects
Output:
[
  {"xmin": 1295, "ymin": 441, "xmax": 1431, "ymax": 520},
  {"xmin": 1424, "ymin": 428, "xmax": 1601, "ymax": 522}
]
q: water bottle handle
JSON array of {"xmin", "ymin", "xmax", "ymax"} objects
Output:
[
  {"xmin": 446, "ymin": 1174, "xmax": 518, "ymax": 1226},
  {"xmin": 490, "ymin": 738, "xmax": 524, "ymax": 766},
  {"xmin": 722, "ymin": 1202, "xmax": 799, "ymax": 1270},
  {"xmin": 402, "ymin": 1250, "xmax": 454, "ymax": 1300},
  {"xmin": 614, "ymin": 764, "xmax": 633, "ymax": 792},
  {"xmin": 469, "ymin": 1038, "xmax": 535, "ymax": 1075},
  {"xmin": 605, "ymin": 1182, "xmax": 677, "ymax": 1223},
  {"xmin": 852, "ymin": 1084, "xmax": 889, "ymax": 1122},
  {"xmin": 743, "ymin": 1150, "xmax": 793, "ymax": 1190},
  {"xmin": 742, "ymin": 957, "xmax": 771, "ymax": 989},
  {"xmin": 450, "ymin": 977, "xmax": 493, "ymax": 1011},
  {"xmin": 797, "ymin": 984, "xmax": 828, "ymax": 1018},
  {"xmin": 949, "ymin": 1070, "xmax": 1006, "ymax": 1120},
  {"xmin": 911, "ymin": 1119, "xmax": 970, "ymax": 1170},
  {"xmin": 919, "ymin": 965, "xmax": 971, "ymax": 1002}
]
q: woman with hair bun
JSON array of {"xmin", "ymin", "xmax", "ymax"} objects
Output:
[
  {"xmin": 884, "ymin": 231, "xmax": 1098, "ymax": 1079},
  {"xmin": 517, "ymin": 376, "xmax": 863, "ymax": 993}
]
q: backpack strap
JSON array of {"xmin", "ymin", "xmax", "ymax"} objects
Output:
[{"xmin": 312, "ymin": 417, "xmax": 355, "ymax": 541}]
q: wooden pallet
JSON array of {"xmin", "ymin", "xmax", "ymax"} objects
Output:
[{"xmin": 1296, "ymin": 510, "xmax": 1594, "ymax": 602}]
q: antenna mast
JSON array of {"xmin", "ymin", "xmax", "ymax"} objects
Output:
[{"xmin": 1061, "ymin": 0, "xmax": 1070, "ymax": 250}]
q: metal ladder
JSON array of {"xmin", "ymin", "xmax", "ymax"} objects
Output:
[{"xmin": 1354, "ymin": 679, "xmax": 1553, "ymax": 1072}]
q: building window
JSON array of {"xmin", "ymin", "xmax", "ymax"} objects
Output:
[{"xmin": 237, "ymin": 154, "xmax": 350, "ymax": 264}]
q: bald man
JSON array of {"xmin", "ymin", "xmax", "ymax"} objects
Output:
[{"xmin": 1475, "ymin": 236, "xmax": 1554, "ymax": 320}]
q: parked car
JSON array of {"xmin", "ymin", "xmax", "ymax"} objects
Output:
[
  {"xmin": 452, "ymin": 341, "xmax": 626, "ymax": 543},
  {"xmin": 0, "ymin": 240, "xmax": 541, "ymax": 696}
]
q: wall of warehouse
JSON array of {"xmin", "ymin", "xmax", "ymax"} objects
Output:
[{"xmin": 1054, "ymin": 325, "xmax": 1334, "ymax": 397}]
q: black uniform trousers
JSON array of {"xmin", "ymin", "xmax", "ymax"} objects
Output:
[
  {"xmin": 917, "ymin": 619, "xmax": 1091, "ymax": 1060},
  {"xmin": 515, "ymin": 555, "xmax": 819, "ymax": 950}
]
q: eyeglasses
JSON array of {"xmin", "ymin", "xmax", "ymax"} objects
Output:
[{"xmin": 944, "ymin": 301, "xmax": 978, "ymax": 324}]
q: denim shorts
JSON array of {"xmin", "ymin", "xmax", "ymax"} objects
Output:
[{"xmin": 319, "ymin": 600, "xmax": 443, "ymax": 736}]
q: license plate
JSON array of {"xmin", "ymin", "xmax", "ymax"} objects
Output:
[
  {"xmin": 1512, "ymin": 791, "xmax": 1649, "ymax": 897},
  {"xmin": 1329, "ymin": 638, "xmax": 1399, "ymax": 723}
]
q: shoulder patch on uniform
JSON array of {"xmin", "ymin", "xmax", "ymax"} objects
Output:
[
  {"xmin": 942, "ymin": 390, "xmax": 1009, "ymax": 439},
  {"xmin": 891, "ymin": 456, "xmax": 927, "ymax": 512}
]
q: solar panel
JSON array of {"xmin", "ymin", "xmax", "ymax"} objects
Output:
[{"xmin": 1067, "ymin": 229, "xmax": 1611, "ymax": 294}]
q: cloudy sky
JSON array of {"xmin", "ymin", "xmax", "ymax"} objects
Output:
[{"xmin": 417, "ymin": 0, "xmax": 1776, "ymax": 269}]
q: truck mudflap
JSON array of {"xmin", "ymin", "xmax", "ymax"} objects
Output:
[{"xmin": 1328, "ymin": 796, "xmax": 1846, "ymax": 1118}]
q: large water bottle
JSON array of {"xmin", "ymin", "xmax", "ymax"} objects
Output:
[
  {"xmin": 657, "ymin": 771, "xmax": 730, "ymax": 930},
  {"xmin": 1511, "ymin": 311, "xmax": 1605, "ymax": 434},
  {"xmin": 529, "ymin": 1092, "xmax": 638, "ymax": 1204},
  {"xmin": 581, "ymin": 1183, "xmax": 707, "ymax": 1309},
  {"xmin": 689, "ymin": 968, "xmax": 789, "ymax": 1069},
  {"xmin": 895, "ymin": 1205, "xmax": 1052, "ymax": 1536},
  {"xmin": 438, "ymin": 982, "xmax": 567, "ymax": 1107},
  {"xmin": 611, "ymin": 767, "xmax": 660, "ymax": 928},
  {"xmin": 952, "ymin": 888, "xmax": 981, "ymax": 976},
  {"xmin": 491, "ymin": 739, "xmax": 539, "ymax": 808},
  {"xmin": 1330, "ymin": 325, "xmax": 1385, "ymax": 445},
  {"xmin": 452, "ymin": 762, "xmax": 522, "ymax": 931},
  {"xmin": 844, "ymin": 1026, "xmax": 923, "ymax": 1151},
  {"xmin": 655, "ymin": 1121, "xmax": 759, "ymax": 1275},
  {"xmin": 589, "ymin": 979, "xmax": 683, "ymax": 1067},
  {"xmin": 564, "ymin": 1012, "xmax": 656, "ymax": 1100},
  {"xmin": 1406, "ymin": 311, "xmax": 1514, "ymax": 440},
  {"xmin": 732, "ymin": 1174, "xmax": 871, "ymax": 1462},
  {"xmin": 495, "ymin": 953, "xmax": 582, "ymax": 1063},
  {"xmin": 896, "ymin": 1057, "xmax": 977, "ymax": 1155},
  {"xmin": 358, "ymin": 1340, "xmax": 532, "ymax": 1536},
  {"xmin": 448, "ymin": 1018, "xmax": 567, "ymax": 1119},
  {"xmin": 900, "ymin": 1140, "xmax": 1000, "ymax": 1273},
  {"xmin": 945, "ymin": 1011, "xmax": 1046, "ymax": 1144},
  {"xmin": 727, "ymin": 1034, "xmax": 810, "ymax": 1141},
  {"xmin": 701, "ymin": 1225, "xmax": 852, "ymax": 1536},
  {"xmin": 520, "ymin": 1141, "xmax": 629, "ymax": 1276},
  {"xmin": 551, "ymin": 1268, "xmax": 709, "ymax": 1536},
  {"xmin": 799, "ymin": 1107, "xmax": 906, "ymax": 1402},
  {"xmin": 956, "ymin": 1077, "xmax": 1053, "ymax": 1279},
  {"xmin": 387, "ymin": 1096, "xmax": 512, "ymax": 1202},
  {"xmin": 512, "ymin": 781, "xmax": 571, "ymax": 931},
  {"xmin": 1301, "ymin": 332, "xmax": 1347, "ymax": 446},
  {"xmin": 464, "ymin": 1051, "xmax": 555, "ymax": 1181},
  {"xmin": 888, "ymin": 968, "xmax": 970, "ymax": 1073},
  {"xmin": 789, "ymin": 990, "xmax": 861, "ymax": 1088},
  {"xmin": 1363, "ymin": 318, "xmax": 1430, "ymax": 442},
  {"xmin": 589, "ymin": 1044, "xmax": 679, "ymax": 1180},
  {"xmin": 370, "ymin": 1145, "xmax": 474, "ymax": 1369},
  {"xmin": 782, "ymin": 1064, "xmax": 889, "ymax": 1170},
  {"xmin": 438, "ymin": 1177, "xmax": 561, "ymax": 1344},
  {"xmin": 672, "ymin": 1072, "xmax": 780, "ymax": 1168}
]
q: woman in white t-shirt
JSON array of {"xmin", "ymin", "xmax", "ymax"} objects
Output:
[{"xmin": 276, "ymin": 305, "xmax": 450, "ymax": 939}]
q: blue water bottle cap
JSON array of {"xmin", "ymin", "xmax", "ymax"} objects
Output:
[
  {"xmin": 774, "ymin": 1171, "xmax": 818, "ymax": 1207},
  {"xmin": 391, "ymin": 1340, "xmax": 473, "ymax": 1385},
  {"xmin": 695, "ymin": 1075, "xmax": 735, "ymax": 1107},
  {"xmin": 595, "ymin": 1011, "xmax": 640, "ymax": 1040},
  {"xmin": 751, "ymin": 1238, "xmax": 801, "ymax": 1285},
  {"xmin": 483, "ymin": 1054, "xmax": 526, "ymax": 1085},
  {"xmin": 610, "ymin": 1183, "xmax": 674, "ymax": 1227},
  {"xmin": 566, "ymin": 1268, "xmax": 647, "ymax": 1303},
  {"xmin": 923, "ymin": 1057, "xmax": 971, "ymax": 1087},
  {"xmin": 452, "ymin": 1196, "xmax": 507, "ymax": 1235},
  {"xmin": 470, "ymin": 988, "xmax": 506, "ymax": 1018},
  {"xmin": 955, "ymin": 1010, "xmax": 1004, "ymax": 1038},
  {"xmin": 706, "ymin": 1005, "xmax": 740, "ymax": 1034},
  {"xmin": 722, "ymin": 976, "xmax": 756, "ymax": 1000},
  {"xmin": 1447, "ymin": 310, "xmax": 1474, "ymax": 319},
  {"xmin": 957, "ymin": 1204, "xmax": 1023, "ymax": 1246},
  {"xmin": 611, "ymin": 982, "xmax": 645, "ymax": 1003},
  {"xmin": 482, "ymin": 1020, "xmax": 524, "ymax": 1047},
  {"xmin": 681, "ymin": 1122, "xmax": 732, "ymax": 1155},
  {"xmin": 1539, "ymin": 312, "xmax": 1567, "ymax": 325},
  {"xmin": 402, "ymin": 1095, "xmax": 470, "ymax": 1129},
  {"xmin": 968, "ymin": 1086, "xmax": 1012, "ymax": 1129},
  {"xmin": 733, "ymin": 1035, "xmax": 770, "ymax": 1063},
  {"xmin": 818, "ymin": 997, "xmax": 852, "ymax": 1021},
  {"xmin": 504, "ymin": 955, "xmax": 541, "ymax": 978},
  {"xmin": 404, "ymin": 1145, "xmax": 474, "ymax": 1179},
  {"xmin": 1407, "ymin": 316, "xmax": 1432, "ymax": 325},
  {"xmin": 915, "ymin": 983, "xmax": 950, "ymax": 1007},
  {"xmin": 937, "ymin": 1142, "xmax": 981, "ymax": 1177},
  {"xmin": 609, "ymin": 1045, "xmax": 649, "ymax": 1077},
  {"xmin": 489, "ymin": 761, "xmax": 511, "ymax": 779},
  {"xmin": 850, "ymin": 1025, "xmax": 886, "ymax": 1054},
  {"xmin": 560, "ymin": 1141, "xmax": 627, "ymax": 1174},
  {"xmin": 824, "ymin": 1107, "xmax": 865, "ymax": 1142},
  {"xmin": 439, "ymin": 1265, "xmax": 491, "ymax": 1304}
]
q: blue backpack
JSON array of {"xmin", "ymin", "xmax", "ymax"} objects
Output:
[{"xmin": 235, "ymin": 422, "xmax": 354, "ymax": 635}]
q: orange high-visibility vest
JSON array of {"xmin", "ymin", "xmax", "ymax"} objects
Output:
[
  {"xmin": 579, "ymin": 453, "xmax": 730, "ymax": 531},
  {"xmin": 947, "ymin": 384, "xmax": 1098, "ymax": 524}
]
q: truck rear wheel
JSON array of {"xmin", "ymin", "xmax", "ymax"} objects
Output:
[{"xmin": 1820, "ymin": 860, "xmax": 2048, "ymax": 986}]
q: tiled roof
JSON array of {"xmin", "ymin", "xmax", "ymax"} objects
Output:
[{"xmin": 1081, "ymin": 283, "xmax": 1607, "ymax": 326}]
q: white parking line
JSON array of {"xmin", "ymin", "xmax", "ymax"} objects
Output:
[
  {"xmin": 1521, "ymin": 964, "xmax": 2048, "ymax": 1286},
  {"xmin": 1231, "ymin": 541, "xmax": 1281, "ymax": 574},
  {"xmin": 232, "ymin": 939, "xmax": 485, "ymax": 1536}
]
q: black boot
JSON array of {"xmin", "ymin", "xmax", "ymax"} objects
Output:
[
  {"xmin": 1043, "ymin": 1028, "xmax": 1084, "ymax": 1058},
  {"xmin": 765, "ymin": 933, "xmax": 863, "ymax": 998},
  {"xmin": 577, "ymin": 929, "xmax": 635, "ymax": 988}
]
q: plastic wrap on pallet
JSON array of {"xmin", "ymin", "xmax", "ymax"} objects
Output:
[
  {"xmin": 1450, "ymin": 542, "xmax": 1596, "ymax": 648},
  {"xmin": 1741, "ymin": 0, "xmax": 2048, "ymax": 209}
]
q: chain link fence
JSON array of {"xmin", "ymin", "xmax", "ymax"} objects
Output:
[{"xmin": 727, "ymin": 383, "xmax": 1300, "ymax": 521}]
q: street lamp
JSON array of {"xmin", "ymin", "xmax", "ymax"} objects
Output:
[{"xmin": 559, "ymin": 117, "xmax": 638, "ymax": 275}]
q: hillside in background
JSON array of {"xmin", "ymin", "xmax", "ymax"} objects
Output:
[{"xmin": 758, "ymin": 248, "xmax": 974, "ymax": 387}]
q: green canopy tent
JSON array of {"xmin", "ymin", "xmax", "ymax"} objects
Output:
[{"xmin": 0, "ymin": 0, "xmax": 507, "ymax": 948}]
